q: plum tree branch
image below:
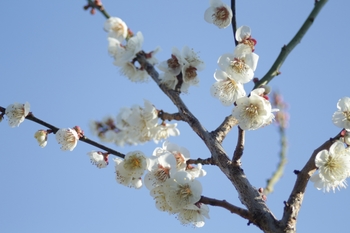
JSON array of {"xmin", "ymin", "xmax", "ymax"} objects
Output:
[
  {"xmin": 279, "ymin": 131, "xmax": 342, "ymax": 232},
  {"xmin": 200, "ymin": 195, "xmax": 253, "ymax": 221},
  {"xmin": 211, "ymin": 115, "xmax": 238, "ymax": 143},
  {"xmin": 232, "ymin": 127, "xmax": 245, "ymax": 163},
  {"xmin": 0, "ymin": 106, "xmax": 125, "ymax": 158},
  {"xmin": 253, "ymin": 0, "xmax": 328, "ymax": 89}
]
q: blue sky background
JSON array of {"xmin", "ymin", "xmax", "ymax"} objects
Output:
[{"xmin": 1, "ymin": 1, "xmax": 349, "ymax": 232}]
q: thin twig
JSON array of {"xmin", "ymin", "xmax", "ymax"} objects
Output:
[
  {"xmin": 86, "ymin": 0, "xmax": 110, "ymax": 18},
  {"xmin": 264, "ymin": 92, "xmax": 289, "ymax": 195},
  {"xmin": 187, "ymin": 157, "xmax": 216, "ymax": 166},
  {"xmin": 253, "ymin": 0, "xmax": 328, "ymax": 89},
  {"xmin": 1, "ymin": 106, "xmax": 125, "ymax": 158},
  {"xmin": 200, "ymin": 195, "xmax": 253, "ymax": 222},
  {"xmin": 158, "ymin": 110, "xmax": 183, "ymax": 122},
  {"xmin": 231, "ymin": 0, "xmax": 238, "ymax": 46}
]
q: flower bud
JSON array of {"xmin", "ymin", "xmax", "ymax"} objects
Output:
[{"xmin": 34, "ymin": 130, "xmax": 48, "ymax": 148}]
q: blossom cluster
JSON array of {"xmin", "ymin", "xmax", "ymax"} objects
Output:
[
  {"xmin": 114, "ymin": 141, "xmax": 209, "ymax": 227},
  {"xmin": 209, "ymin": 25, "xmax": 277, "ymax": 130},
  {"xmin": 310, "ymin": 97, "xmax": 350, "ymax": 192},
  {"xmin": 158, "ymin": 46, "xmax": 205, "ymax": 93},
  {"xmin": 105, "ymin": 17, "xmax": 159, "ymax": 82},
  {"xmin": 90, "ymin": 100, "xmax": 179, "ymax": 146}
]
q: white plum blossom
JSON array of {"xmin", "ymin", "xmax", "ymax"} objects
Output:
[
  {"xmin": 114, "ymin": 31, "xmax": 144, "ymax": 66},
  {"xmin": 177, "ymin": 203, "xmax": 210, "ymax": 227},
  {"xmin": 165, "ymin": 171, "xmax": 202, "ymax": 209},
  {"xmin": 151, "ymin": 123, "xmax": 180, "ymax": 144},
  {"xmin": 181, "ymin": 46, "xmax": 205, "ymax": 86},
  {"xmin": 34, "ymin": 130, "xmax": 48, "ymax": 148},
  {"xmin": 107, "ymin": 37, "xmax": 125, "ymax": 60},
  {"xmin": 210, "ymin": 69, "xmax": 246, "ymax": 106},
  {"xmin": 93, "ymin": 101, "xmax": 179, "ymax": 147},
  {"xmin": 159, "ymin": 141, "xmax": 191, "ymax": 170},
  {"xmin": 87, "ymin": 151, "xmax": 108, "ymax": 169},
  {"xmin": 145, "ymin": 151, "xmax": 177, "ymax": 190},
  {"xmin": 235, "ymin": 25, "xmax": 257, "ymax": 52},
  {"xmin": 158, "ymin": 46, "xmax": 204, "ymax": 92},
  {"xmin": 217, "ymin": 50, "xmax": 259, "ymax": 84},
  {"xmin": 204, "ymin": 0, "xmax": 233, "ymax": 29},
  {"xmin": 158, "ymin": 47, "xmax": 184, "ymax": 76},
  {"xmin": 55, "ymin": 128, "xmax": 79, "ymax": 151},
  {"xmin": 5, "ymin": 102, "xmax": 30, "ymax": 127},
  {"xmin": 232, "ymin": 88, "xmax": 277, "ymax": 130},
  {"xmin": 186, "ymin": 163, "xmax": 207, "ymax": 179},
  {"xmin": 310, "ymin": 140, "xmax": 350, "ymax": 192},
  {"xmin": 120, "ymin": 62, "xmax": 149, "ymax": 82},
  {"xmin": 235, "ymin": 25, "xmax": 251, "ymax": 42},
  {"xmin": 332, "ymin": 97, "xmax": 350, "ymax": 130},
  {"xmin": 104, "ymin": 17, "xmax": 128, "ymax": 42},
  {"xmin": 114, "ymin": 151, "xmax": 149, "ymax": 189},
  {"xmin": 150, "ymin": 185, "xmax": 179, "ymax": 214}
]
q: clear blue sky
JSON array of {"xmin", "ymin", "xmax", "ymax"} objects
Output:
[{"xmin": 1, "ymin": 1, "xmax": 349, "ymax": 232}]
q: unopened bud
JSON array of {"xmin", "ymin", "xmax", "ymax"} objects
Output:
[
  {"xmin": 34, "ymin": 130, "xmax": 48, "ymax": 148},
  {"xmin": 260, "ymin": 85, "xmax": 271, "ymax": 95}
]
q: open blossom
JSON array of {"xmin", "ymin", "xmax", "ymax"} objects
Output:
[
  {"xmin": 120, "ymin": 62, "xmax": 149, "ymax": 82},
  {"xmin": 34, "ymin": 130, "xmax": 48, "ymax": 148},
  {"xmin": 204, "ymin": 0, "xmax": 232, "ymax": 29},
  {"xmin": 165, "ymin": 171, "xmax": 202, "ymax": 209},
  {"xmin": 87, "ymin": 151, "xmax": 108, "ymax": 169},
  {"xmin": 104, "ymin": 17, "xmax": 128, "ymax": 42},
  {"xmin": 5, "ymin": 102, "xmax": 30, "ymax": 127},
  {"xmin": 55, "ymin": 128, "xmax": 79, "ymax": 151},
  {"xmin": 181, "ymin": 46, "xmax": 205, "ymax": 86},
  {"xmin": 232, "ymin": 88, "xmax": 277, "ymax": 130},
  {"xmin": 151, "ymin": 123, "xmax": 180, "ymax": 144},
  {"xmin": 145, "ymin": 151, "xmax": 177, "ymax": 190},
  {"xmin": 310, "ymin": 140, "xmax": 350, "ymax": 192},
  {"xmin": 177, "ymin": 203, "xmax": 210, "ymax": 227},
  {"xmin": 332, "ymin": 97, "xmax": 350, "ymax": 130},
  {"xmin": 114, "ymin": 151, "xmax": 149, "ymax": 189},
  {"xmin": 235, "ymin": 25, "xmax": 257, "ymax": 51},
  {"xmin": 158, "ymin": 46, "xmax": 204, "ymax": 92},
  {"xmin": 218, "ymin": 48, "xmax": 259, "ymax": 84},
  {"xmin": 156, "ymin": 141, "xmax": 190, "ymax": 170},
  {"xmin": 114, "ymin": 31, "xmax": 144, "ymax": 66},
  {"xmin": 210, "ymin": 69, "xmax": 246, "ymax": 106},
  {"xmin": 158, "ymin": 47, "xmax": 184, "ymax": 76}
]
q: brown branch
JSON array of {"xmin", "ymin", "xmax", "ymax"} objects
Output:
[
  {"xmin": 186, "ymin": 157, "xmax": 216, "ymax": 166},
  {"xmin": 210, "ymin": 115, "xmax": 238, "ymax": 143},
  {"xmin": 136, "ymin": 52, "xmax": 210, "ymax": 142},
  {"xmin": 253, "ymin": 0, "xmax": 328, "ymax": 89},
  {"xmin": 158, "ymin": 110, "xmax": 183, "ymax": 122},
  {"xmin": 200, "ymin": 195, "xmax": 253, "ymax": 222},
  {"xmin": 137, "ymin": 52, "xmax": 282, "ymax": 233},
  {"xmin": 232, "ymin": 127, "xmax": 245, "ymax": 163},
  {"xmin": 1, "ymin": 106, "xmax": 125, "ymax": 158},
  {"xmin": 279, "ymin": 131, "xmax": 342, "ymax": 232}
]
